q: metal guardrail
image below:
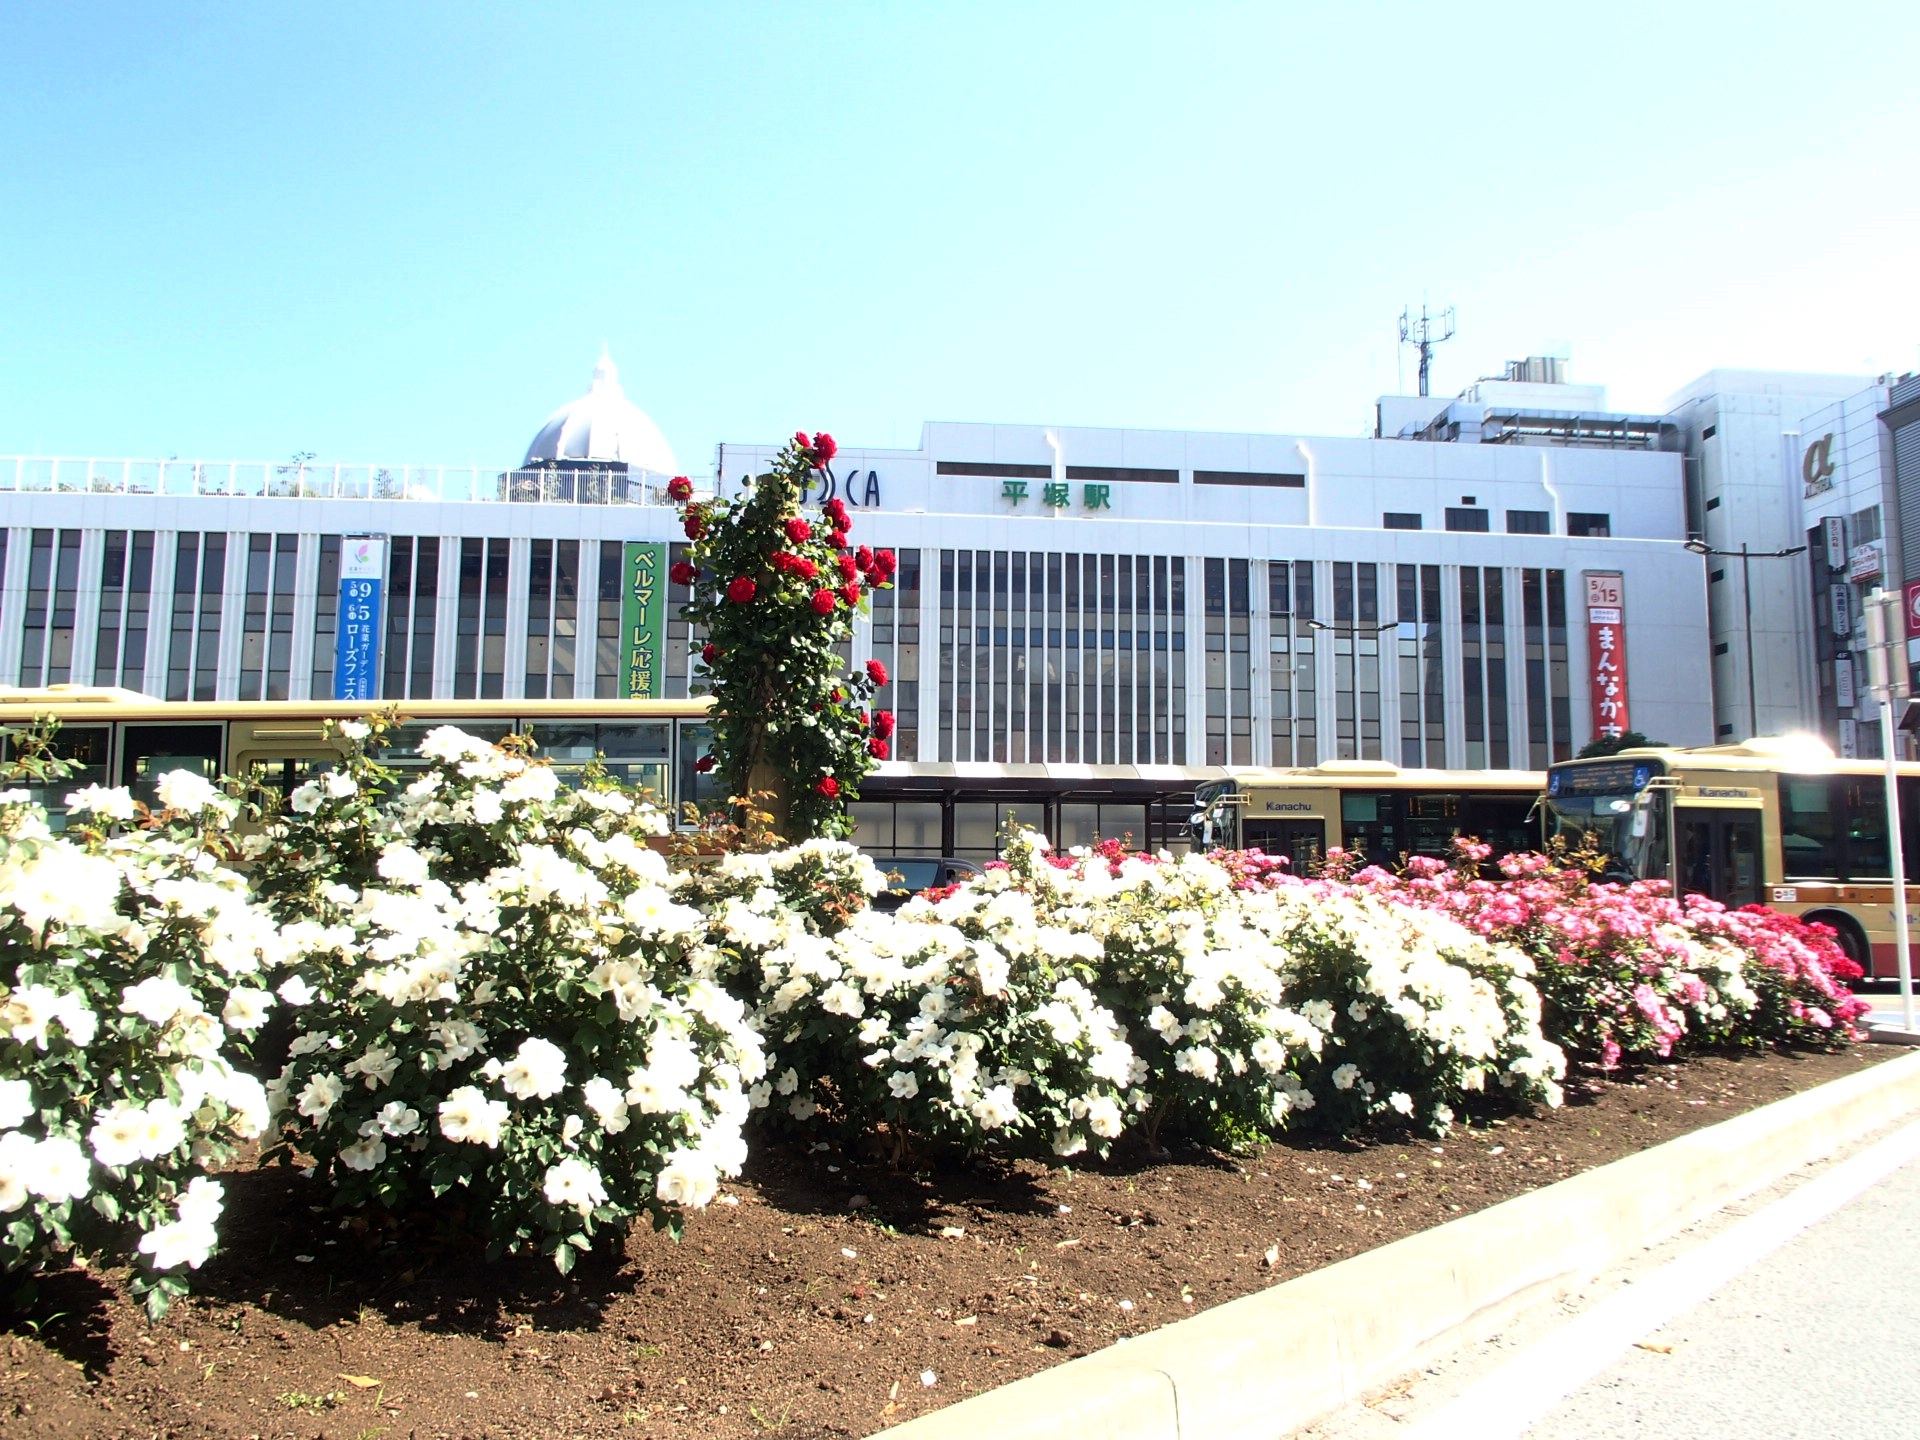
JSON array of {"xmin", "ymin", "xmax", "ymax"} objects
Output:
[{"xmin": 0, "ymin": 457, "xmax": 684, "ymax": 507}]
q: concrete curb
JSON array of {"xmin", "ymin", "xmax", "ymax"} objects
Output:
[{"xmin": 869, "ymin": 1050, "xmax": 1920, "ymax": 1440}]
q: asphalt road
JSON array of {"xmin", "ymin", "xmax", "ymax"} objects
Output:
[{"xmin": 1292, "ymin": 1119, "xmax": 1920, "ymax": 1440}]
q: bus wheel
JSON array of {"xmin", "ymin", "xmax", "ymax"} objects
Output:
[{"xmin": 1805, "ymin": 912, "xmax": 1871, "ymax": 977}]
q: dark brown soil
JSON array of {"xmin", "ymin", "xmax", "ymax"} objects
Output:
[{"xmin": 1, "ymin": 1046, "xmax": 1897, "ymax": 1440}]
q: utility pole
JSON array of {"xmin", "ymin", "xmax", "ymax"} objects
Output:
[
  {"xmin": 1865, "ymin": 588, "xmax": 1914, "ymax": 1030},
  {"xmin": 1398, "ymin": 305, "xmax": 1456, "ymax": 398}
]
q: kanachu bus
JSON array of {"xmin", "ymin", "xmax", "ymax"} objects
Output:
[
  {"xmin": 1542, "ymin": 735, "xmax": 1920, "ymax": 976},
  {"xmin": 1191, "ymin": 759, "xmax": 1546, "ymax": 874},
  {"xmin": 0, "ymin": 686, "xmax": 719, "ymax": 823}
]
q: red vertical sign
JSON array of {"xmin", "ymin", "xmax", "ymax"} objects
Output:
[{"xmin": 1585, "ymin": 572, "xmax": 1628, "ymax": 740}]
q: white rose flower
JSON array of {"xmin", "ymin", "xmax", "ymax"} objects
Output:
[
  {"xmin": 2, "ymin": 985, "xmax": 99, "ymax": 1049},
  {"xmin": 277, "ymin": 975, "xmax": 317, "ymax": 1007},
  {"xmin": 138, "ymin": 1218, "xmax": 217, "ymax": 1271},
  {"xmin": 1331, "ymin": 1063, "xmax": 1361, "ymax": 1091},
  {"xmin": 338, "ymin": 720, "xmax": 371, "ymax": 741},
  {"xmin": 0, "ymin": 1132, "xmax": 33, "ymax": 1211},
  {"xmin": 89, "ymin": 1101, "xmax": 155, "ymax": 1167},
  {"xmin": 120, "ymin": 976, "xmax": 200, "ymax": 1027},
  {"xmin": 338, "ymin": 1134, "xmax": 388, "ymax": 1171},
  {"xmin": 439, "ymin": 1086, "xmax": 509, "ymax": 1147},
  {"xmin": 887, "ymin": 1071, "xmax": 920, "ymax": 1100},
  {"xmin": 289, "ymin": 783, "xmax": 324, "ymax": 814},
  {"xmin": 500, "ymin": 1038, "xmax": 568, "ymax": 1101},
  {"xmin": 580, "ymin": 1077, "xmax": 631, "ymax": 1135},
  {"xmin": 376, "ymin": 845, "xmax": 432, "ymax": 887},
  {"xmin": 154, "ymin": 769, "xmax": 221, "ymax": 814},
  {"xmin": 543, "ymin": 1157, "xmax": 608, "ymax": 1216},
  {"xmin": 0, "ymin": 1078, "xmax": 33, "ymax": 1131},
  {"xmin": 376, "ymin": 1101, "xmax": 422, "ymax": 1136},
  {"xmin": 297, "ymin": 1073, "xmax": 345, "ymax": 1122},
  {"xmin": 24, "ymin": 1134, "xmax": 90, "ymax": 1203},
  {"xmin": 64, "ymin": 784, "xmax": 137, "ymax": 820},
  {"xmin": 1174, "ymin": 1046, "xmax": 1219, "ymax": 1082},
  {"xmin": 1086, "ymin": 1096, "xmax": 1125, "ymax": 1138},
  {"xmin": 655, "ymin": 1150, "xmax": 720, "ymax": 1209},
  {"xmin": 322, "ymin": 771, "xmax": 358, "ymax": 800},
  {"xmin": 222, "ymin": 987, "xmax": 274, "ymax": 1032},
  {"xmin": 1388, "ymin": 1091, "xmax": 1415, "ymax": 1116},
  {"xmin": 501, "ymin": 767, "xmax": 560, "ymax": 805},
  {"xmin": 176, "ymin": 1176, "xmax": 224, "ymax": 1228}
]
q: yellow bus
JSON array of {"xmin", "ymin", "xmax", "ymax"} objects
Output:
[
  {"xmin": 0, "ymin": 686, "xmax": 719, "ymax": 822},
  {"xmin": 1194, "ymin": 759, "xmax": 1545, "ymax": 874},
  {"xmin": 1542, "ymin": 736, "xmax": 1920, "ymax": 976}
]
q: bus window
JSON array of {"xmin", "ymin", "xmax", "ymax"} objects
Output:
[
  {"xmin": 526, "ymin": 721, "xmax": 671, "ymax": 800},
  {"xmin": 1842, "ymin": 780, "xmax": 1892, "ymax": 879},
  {"xmin": 676, "ymin": 723, "xmax": 725, "ymax": 824},
  {"xmin": 120, "ymin": 724, "xmax": 224, "ymax": 810},
  {"xmin": 1339, "ymin": 791, "xmax": 1398, "ymax": 867},
  {"xmin": 0, "ymin": 723, "xmax": 111, "ymax": 828},
  {"xmin": 1779, "ymin": 776, "xmax": 1844, "ymax": 880},
  {"xmin": 243, "ymin": 755, "xmax": 341, "ymax": 810},
  {"xmin": 1242, "ymin": 818, "xmax": 1325, "ymax": 874},
  {"xmin": 382, "ymin": 719, "xmax": 513, "ymax": 768}
]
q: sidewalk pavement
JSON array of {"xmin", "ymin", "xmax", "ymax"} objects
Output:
[{"xmin": 869, "ymin": 1048, "xmax": 1920, "ymax": 1440}]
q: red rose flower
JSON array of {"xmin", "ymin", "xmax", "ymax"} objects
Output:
[
  {"xmin": 816, "ymin": 776, "xmax": 840, "ymax": 799},
  {"xmin": 770, "ymin": 551, "xmax": 796, "ymax": 573},
  {"xmin": 810, "ymin": 589, "xmax": 837, "ymax": 615},
  {"xmin": 669, "ymin": 560, "xmax": 698, "ymax": 586},
  {"xmin": 727, "ymin": 576, "xmax": 757, "ymax": 604},
  {"xmin": 840, "ymin": 582, "xmax": 861, "ymax": 607},
  {"xmin": 855, "ymin": 545, "xmax": 874, "ymax": 570},
  {"xmin": 868, "ymin": 736, "xmax": 890, "ymax": 760},
  {"xmin": 830, "ymin": 529, "xmax": 849, "ymax": 548},
  {"xmin": 836, "ymin": 553, "xmax": 858, "ymax": 581},
  {"xmin": 824, "ymin": 498, "xmax": 850, "ymax": 527},
  {"xmin": 683, "ymin": 514, "xmax": 707, "ymax": 540},
  {"xmin": 812, "ymin": 432, "xmax": 838, "ymax": 463},
  {"xmin": 793, "ymin": 429, "xmax": 811, "ymax": 450},
  {"xmin": 694, "ymin": 755, "xmax": 715, "ymax": 773},
  {"xmin": 874, "ymin": 548, "xmax": 897, "ymax": 578},
  {"xmin": 785, "ymin": 517, "xmax": 812, "ymax": 544},
  {"xmin": 701, "ymin": 642, "xmax": 720, "ymax": 664},
  {"xmin": 866, "ymin": 659, "xmax": 889, "ymax": 686},
  {"xmin": 667, "ymin": 475, "xmax": 693, "ymax": 502},
  {"xmin": 795, "ymin": 556, "xmax": 819, "ymax": 581},
  {"xmin": 873, "ymin": 709, "xmax": 896, "ymax": 738}
]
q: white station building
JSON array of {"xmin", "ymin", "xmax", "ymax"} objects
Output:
[{"xmin": 0, "ymin": 351, "xmax": 1718, "ymax": 852}]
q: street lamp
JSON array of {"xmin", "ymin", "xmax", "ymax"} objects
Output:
[
  {"xmin": 1306, "ymin": 617, "xmax": 1400, "ymax": 760},
  {"xmin": 1683, "ymin": 539, "xmax": 1809, "ymax": 740}
]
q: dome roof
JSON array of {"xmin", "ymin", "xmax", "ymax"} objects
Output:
[{"xmin": 522, "ymin": 349, "xmax": 679, "ymax": 473}]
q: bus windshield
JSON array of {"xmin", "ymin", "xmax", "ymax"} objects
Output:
[{"xmin": 1543, "ymin": 758, "xmax": 1669, "ymax": 883}]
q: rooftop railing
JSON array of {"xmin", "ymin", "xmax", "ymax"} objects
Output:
[{"xmin": 0, "ymin": 457, "xmax": 686, "ymax": 506}]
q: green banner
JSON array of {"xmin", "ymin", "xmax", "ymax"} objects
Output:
[{"xmin": 619, "ymin": 542, "xmax": 665, "ymax": 698}]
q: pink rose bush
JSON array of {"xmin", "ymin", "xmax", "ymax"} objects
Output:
[{"xmin": 1321, "ymin": 841, "xmax": 1869, "ymax": 1068}]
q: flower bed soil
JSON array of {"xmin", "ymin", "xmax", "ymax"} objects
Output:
[{"xmin": 3, "ymin": 1046, "xmax": 1896, "ymax": 1440}]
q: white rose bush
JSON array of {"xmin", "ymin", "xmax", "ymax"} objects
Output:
[
  {"xmin": 254, "ymin": 722, "xmax": 764, "ymax": 1272},
  {"xmin": 0, "ymin": 761, "xmax": 274, "ymax": 1317},
  {"xmin": 684, "ymin": 841, "xmax": 1138, "ymax": 1162},
  {"xmin": 0, "ymin": 704, "xmax": 1871, "ymax": 1319}
]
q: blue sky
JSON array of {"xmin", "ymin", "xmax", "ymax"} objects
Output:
[{"xmin": 3, "ymin": 2, "xmax": 1916, "ymax": 471}]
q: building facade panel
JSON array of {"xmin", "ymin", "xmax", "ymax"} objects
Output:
[{"xmin": 0, "ymin": 414, "xmax": 1714, "ymax": 768}]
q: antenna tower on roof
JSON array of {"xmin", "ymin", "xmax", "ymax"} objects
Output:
[{"xmin": 1398, "ymin": 304, "xmax": 1457, "ymax": 397}]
